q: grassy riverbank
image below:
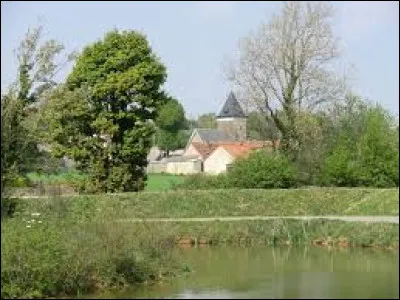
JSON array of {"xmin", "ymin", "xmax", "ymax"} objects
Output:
[
  {"xmin": 161, "ymin": 219, "xmax": 399, "ymax": 248},
  {"xmin": 1, "ymin": 218, "xmax": 182, "ymax": 299},
  {"xmin": 2, "ymin": 217, "xmax": 398, "ymax": 298},
  {"xmin": 2, "ymin": 187, "xmax": 398, "ymax": 298},
  {"xmin": 17, "ymin": 188, "xmax": 399, "ymax": 218}
]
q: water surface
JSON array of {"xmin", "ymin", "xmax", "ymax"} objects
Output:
[{"xmin": 92, "ymin": 246, "xmax": 399, "ymax": 299}]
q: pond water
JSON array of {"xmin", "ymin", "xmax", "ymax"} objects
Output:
[{"xmin": 91, "ymin": 246, "xmax": 399, "ymax": 299}]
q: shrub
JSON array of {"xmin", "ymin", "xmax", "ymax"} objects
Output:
[
  {"xmin": 176, "ymin": 173, "xmax": 230, "ymax": 190},
  {"xmin": 177, "ymin": 151, "xmax": 298, "ymax": 189},
  {"xmin": 1, "ymin": 198, "xmax": 20, "ymax": 218},
  {"xmin": 1, "ymin": 218, "xmax": 179, "ymax": 299},
  {"xmin": 227, "ymin": 150, "xmax": 298, "ymax": 188},
  {"xmin": 322, "ymin": 105, "xmax": 399, "ymax": 187}
]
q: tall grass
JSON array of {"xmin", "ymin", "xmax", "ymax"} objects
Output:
[
  {"xmin": 2, "ymin": 188, "xmax": 398, "ymax": 298},
  {"xmin": 151, "ymin": 219, "xmax": 399, "ymax": 248},
  {"xmin": 16, "ymin": 188, "xmax": 398, "ymax": 219},
  {"xmin": 1, "ymin": 200, "xmax": 183, "ymax": 299},
  {"xmin": 26, "ymin": 169, "xmax": 86, "ymax": 185}
]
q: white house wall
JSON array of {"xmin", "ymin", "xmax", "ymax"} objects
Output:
[
  {"xmin": 204, "ymin": 147, "xmax": 234, "ymax": 174},
  {"xmin": 165, "ymin": 161, "xmax": 202, "ymax": 174},
  {"xmin": 147, "ymin": 160, "xmax": 202, "ymax": 174}
]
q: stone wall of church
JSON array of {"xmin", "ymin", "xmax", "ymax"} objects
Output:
[{"xmin": 217, "ymin": 118, "xmax": 247, "ymax": 141}]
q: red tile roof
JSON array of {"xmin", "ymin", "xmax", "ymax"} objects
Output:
[
  {"xmin": 191, "ymin": 142, "xmax": 219, "ymax": 159},
  {"xmin": 191, "ymin": 140, "xmax": 279, "ymax": 159},
  {"xmin": 217, "ymin": 142, "xmax": 265, "ymax": 158}
]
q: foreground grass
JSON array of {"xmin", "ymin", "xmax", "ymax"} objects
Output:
[
  {"xmin": 2, "ymin": 216, "xmax": 398, "ymax": 298},
  {"xmin": 1, "ymin": 217, "xmax": 182, "ymax": 299},
  {"xmin": 144, "ymin": 174, "xmax": 186, "ymax": 192},
  {"xmin": 18, "ymin": 188, "xmax": 399, "ymax": 219},
  {"xmin": 2, "ymin": 188, "xmax": 399, "ymax": 298}
]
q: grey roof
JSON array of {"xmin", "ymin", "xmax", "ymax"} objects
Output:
[
  {"xmin": 217, "ymin": 92, "xmax": 246, "ymax": 118},
  {"xmin": 161, "ymin": 155, "xmax": 199, "ymax": 162},
  {"xmin": 195, "ymin": 129, "xmax": 236, "ymax": 143}
]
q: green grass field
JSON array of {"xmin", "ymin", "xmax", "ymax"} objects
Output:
[
  {"xmin": 26, "ymin": 170, "xmax": 86, "ymax": 185},
  {"xmin": 144, "ymin": 174, "xmax": 186, "ymax": 191},
  {"xmin": 17, "ymin": 187, "xmax": 399, "ymax": 219},
  {"xmin": 25, "ymin": 172, "xmax": 185, "ymax": 192}
]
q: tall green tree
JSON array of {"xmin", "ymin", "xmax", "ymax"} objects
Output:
[
  {"xmin": 322, "ymin": 95, "xmax": 399, "ymax": 187},
  {"xmin": 155, "ymin": 98, "xmax": 187, "ymax": 156},
  {"xmin": 1, "ymin": 89, "xmax": 32, "ymax": 198},
  {"xmin": 44, "ymin": 30, "xmax": 168, "ymax": 192},
  {"xmin": 15, "ymin": 25, "xmax": 74, "ymax": 106},
  {"xmin": 197, "ymin": 113, "xmax": 217, "ymax": 129},
  {"xmin": 1, "ymin": 24, "xmax": 72, "ymax": 199}
]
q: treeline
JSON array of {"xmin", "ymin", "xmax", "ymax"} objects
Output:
[
  {"xmin": 1, "ymin": 25, "xmax": 192, "ymax": 199},
  {"xmin": 2, "ymin": 1, "xmax": 399, "ymax": 200},
  {"xmin": 179, "ymin": 94, "xmax": 399, "ymax": 189}
]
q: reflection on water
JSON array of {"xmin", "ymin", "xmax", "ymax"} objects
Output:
[
  {"xmin": 91, "ymin": 246, "xmax": 399, "ymax": 299},
  {"xmin": 173, "ymin": 289, "xmax": 235, "ymax": 299}
]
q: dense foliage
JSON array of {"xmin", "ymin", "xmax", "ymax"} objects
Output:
[
  {"xmin": 197, "ymin": 113, "xmax": 217, "ymax": 129},
  {"xmin": 1, "ymin": 91, "xmax": 32, "ymax": 196},
  {"xmin": 43, "ymin": 30, "xmax": 168, "ymax": 193},
  {"xmin": 179, "ymin": 95, "xmax": 398, "ymax": 190},
  {"xmin": 1, "ymin": 25, "xmax": 71, "ymax": 202},
  {"xmin": 228, "ymin": 150, "xmax": 298, "ymax": 188},
  {"xmin": 155, "ymin": 98, "xmax": 188, "ymax": 155},
  {"xmin": 321, "ymin": 101, "xmax": 399, "ymax": 187},
  {"xmin": 178, "ymin": 151, "xmax": 297, "ymax": 190}
]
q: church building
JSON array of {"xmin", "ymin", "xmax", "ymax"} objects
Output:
[{"xmin": 183, "ymin": 92, "xmax": 267, "ymax": 173}]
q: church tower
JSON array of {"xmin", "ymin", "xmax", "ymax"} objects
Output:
[{"xmin": 216, "ymin": 92, "xmax": 247, "ymax": 141}]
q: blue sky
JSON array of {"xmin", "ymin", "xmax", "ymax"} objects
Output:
[{"xmin": 1, "ymin": 1, "xmax": 399, "ymax": 118}]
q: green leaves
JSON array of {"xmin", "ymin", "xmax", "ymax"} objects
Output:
[
  {"xmin": 1, "ymin": 90, "xmax": 39, "ymax": 197},
  {"xmin": 197, "ymin": 113, "xmax": 217, "ymax": 129},
  {"xmin": 45, "ymin": 29, "xmax": 168, "ymax": 193},
  {"xmin": 228, "ymin": 151, "xmax": 298, "ymax": 189},
  {"xmin": 155, "ymin": 97, "xmax": 186, "ymax": 130},
  {"xmin": 322, "ymin": 102, "xmax": 399, "ymax": 187},
  {"xmin": 15, "ymin": 24, "xmax": 70, "ymax": 104},
  {"xmin": 155, "ymin": 97, "xmax": 188, "ymax": 153}
]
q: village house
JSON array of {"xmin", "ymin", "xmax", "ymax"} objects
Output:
[
  {"xmin": 204, "ymin": 142, "xmax": 265, "ymax": 174},
  {"xmin": 147, "ymin": 92, "xmax": 276, "ymax": 174}
]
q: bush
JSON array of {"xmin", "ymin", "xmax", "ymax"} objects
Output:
[
  {"xmin": 10, "ymin": 175, "xmax": 31, "ymax": 187},
  {"xmin": 322, "ymin": 105, "xmax": 399, "ymax": 187},
  {"xmin": 177, "ymin": 151, "xmax": 298, "ymax": 189},
  {"xmin": 26, "ymin": 169, "xmax": 86, "ymax": 189},
  {"xmin": 227, "ymin": 150, "xmax": 298, "ymax": 188},
  {"xmin": 1, "ymin": 197, "xmax": 20, "ymax": 218},
  {"xmin": 176, "ymin": 173, "xmax": 230, "ymax": 190},
  {"xmin": 1, "ymin": 218, "xmax": 179, "ymax": 299}
]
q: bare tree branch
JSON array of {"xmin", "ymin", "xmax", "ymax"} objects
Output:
[{"xmin": 225, "ymin": 1, "xmax": 348, "ymax": 155}]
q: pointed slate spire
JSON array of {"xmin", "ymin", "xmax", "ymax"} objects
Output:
[{"xmin": 217, "ymin": 92, "xmax": 246, "ymax": 118}]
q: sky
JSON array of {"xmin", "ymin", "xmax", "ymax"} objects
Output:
[{"xmin": 1, "ymin": 1, "xmax": 399, "ymax": 118}]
